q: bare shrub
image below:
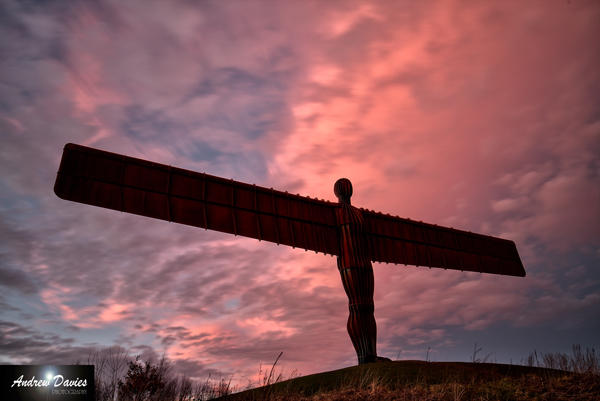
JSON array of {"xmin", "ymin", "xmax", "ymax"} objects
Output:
[
  {"xmin": 76, "ymin": 347, "xmax": 129, "ymax": 401},
  {"xmin": 570, "ymin": 344, "xmax": 599, "ymax": 375},
  {"xmin": 529, "ymin": 344, "xmax": 599, "ymax": 375}
]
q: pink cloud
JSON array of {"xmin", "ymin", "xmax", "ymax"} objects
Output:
[{"xmin": 1, "ymin": 0, "xmax": 597, "ymax": 382}]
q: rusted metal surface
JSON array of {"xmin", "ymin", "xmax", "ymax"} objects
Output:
[
  {"xmin": 54, "ymin": 143, "xmax": 525, "ymax": 277},
  {"xmin": 54, "ymin": 143, "xmax": 526, "ymax": 365},
  {"xmin": 362, "ymin": 210, "xmax": 525, "ymax": 276},
  {"xmin": 335, "ymin": 178, "xmax": 378, "ymax": 364},
  {"xmin": 54, "ymin": 143, "xmax": 339, "ymax": 256}
]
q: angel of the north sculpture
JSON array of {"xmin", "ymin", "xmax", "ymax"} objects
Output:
[{"xmin": 54, "ymin": 143, "xmax": 525, "ymax": 365}]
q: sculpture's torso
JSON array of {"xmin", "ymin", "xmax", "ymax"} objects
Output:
[{"xmin": 336, "ymin": 202, "xmax": 377, "ymax": 364}]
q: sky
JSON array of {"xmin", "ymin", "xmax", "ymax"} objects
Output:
[{"xmin": 1, "ymin": 0, "xmax": 599, "ymax": 385}]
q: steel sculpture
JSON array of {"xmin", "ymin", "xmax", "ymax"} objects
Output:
[{"xmin": 54, "ymin": 143, "xmax": 526, "ymax": 364}]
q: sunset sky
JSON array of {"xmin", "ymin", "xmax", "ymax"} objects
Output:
[{"xmin": 1, "ymin": 0, "xmax": 598, "ymax": 384}]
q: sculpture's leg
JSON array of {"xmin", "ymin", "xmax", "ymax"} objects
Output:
[{"xmin": 338, "ymin": 259, "xmax": 378, "ymax": 364}]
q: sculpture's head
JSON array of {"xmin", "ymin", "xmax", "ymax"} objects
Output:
[{"xmin": 334, "ymin": 178, "xmax": 353, "ymax": 205}]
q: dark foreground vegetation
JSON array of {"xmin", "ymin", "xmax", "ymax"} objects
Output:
[{"xmin": 84, "ymin": 345, "xmax": 598, "ymax": 400}]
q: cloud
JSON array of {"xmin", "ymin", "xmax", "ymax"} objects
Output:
[{"xmin": 0, "ymin": 0, "xmax": 598, "ymax": 381}]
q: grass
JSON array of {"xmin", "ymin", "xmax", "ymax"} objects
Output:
[
  {"xmin": 218, "ymin": 345, "xmax": 600, "ymax": 401},
  {"xmin": 79, "ymin": 344, "xmax": 599, "ymax": 400},
  {"xmin": 219, "ymin": 361, "xmax": 599, "ymax": 400}
]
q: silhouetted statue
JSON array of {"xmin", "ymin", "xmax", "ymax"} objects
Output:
[
  {"xmin": 54, "ymin": 144, "xmax": 525, "ymax": 365},
  {"xmin": 334, "ymin": 178, "xmax": 389, "ymax": 363}
]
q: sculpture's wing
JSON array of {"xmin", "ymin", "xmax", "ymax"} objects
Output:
[
  {"xmin": 54, "ymin": 143, "xmax": 339, "ymax": 256},
  {"xmin": 361, "ymin": 210, "xmax": 525, "ymax": 277}
]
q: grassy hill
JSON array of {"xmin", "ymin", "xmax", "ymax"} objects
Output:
[{"xmin": 217, "ymin": 360, "xmax": 599, "ymax": 400}]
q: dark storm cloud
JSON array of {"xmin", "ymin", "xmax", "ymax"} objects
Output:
[
  {"xmin": 0, "ymin": 266, "xmax": 37, "ymax": 294},
  {"xmin": 0, "ymin": 320, "xmax": 76, "ymax": 360},
  {"xmin": 0, "ymin": 212, "xmax": 40, "ymax": 294}
]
